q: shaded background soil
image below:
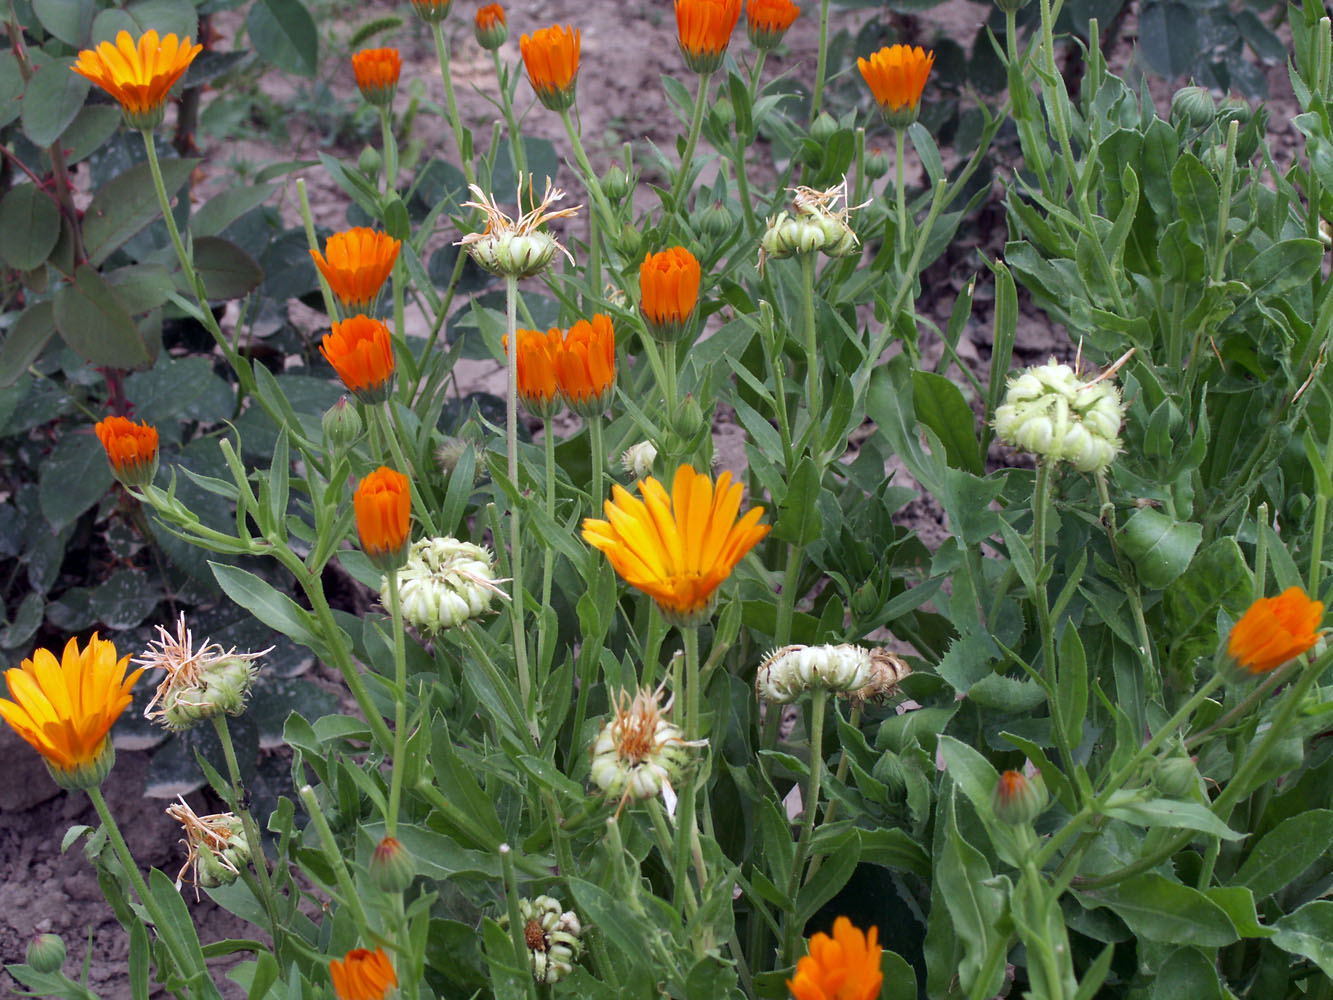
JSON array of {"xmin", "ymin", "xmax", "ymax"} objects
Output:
[{"xmin": 0, "ymin": 0, "xmax": 1304, "ymax": 994}]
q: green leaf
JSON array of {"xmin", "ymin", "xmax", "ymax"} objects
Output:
[
  {"xmin": 82, "ymin": 157, "xmax": 198, "ymax": 267},
  {"xmin": 125, "ymin": 356, "xmax": 234, "ymax": 426},
  {"xmin": 123, "ymin": 0, "xmax": 197, "ymax": 42},
  {"xmin": 856, "ymin": 827, "xmax": 930, "ymax": 877},
  {"xmin": 1272, "ymin": 901, "xmax": 1333, "ymax": 977},
  {"xmin": 1077, "ymin": 873, "xmax": 1238, "ymax": 946},
  {"xmin": 1158, "ymin": 221, "xmax": 1206, "ymax": 284},
  {"xmin": 62, "ymin": 104, "xmax": 124, "ymax": 165},
  {"xmin": 1170, "ymin": 152, "xmax": 1220, "ymax": 246},
  {"xmin": 1139, "ymin": 1, "xmax": 1200, "ymax": 78},
  {"xmin": 1149, "ymin": 948, "xmax": 1226, "ymax": 1000},
  {"xmin": 0, "ymin": 53, "xmax": 23, "ymax": 128},
  {"xmin": 913, "ymin": 370, "xmax": 982, "ymax": 474},
  {"xmin": 247, "ymin": 0, "xmax": 318, "ymax": 77},
  {"xmin": 87, "ymin": 568, "xmax": 161, "ymax": 628},
  {"xmin": 39, "ymin": 431, "xmax": 113, "ymax": 532},
  {"xmin": 1163, "ymin": 537, "xmax": 1250, "ymax": 638},
  {"xmin": 568, "ymin": 877, "xmax": 660, "ymax": 964},
  {"xmin": 0, "ymin": 301, "xmax": 56, "ymax": 386},
  {"xmin": 53, "ymin": 265, "xmax": 154, "ymax": 368},
  {"xmin": 32, "ymin": 0, "xmax": 93, "ymax": 46},
  {"xmin": 191, "ymin": 184, "xmax": 277, "ymax": 237},
  {"xmin": 967, "ymin": 672, "xmax": 1048, "ymax": 712},
  {"xmin": 937, "ymin": 789, "xmax": 1008, "ymax": 999},
  {"xmin": 1234, "ymin": 809, "xmax": 1333, "ymax": 901},
  {"xmin": 0, "ymin": 183, "xmax": 60, "ymax": 270},
  {"xmin": 1101, "ymin": 795, "xmax": 1245, "ymax": 840},
  {"xmin": 208, "ymin": 562, "xmax": 322, "ymax": 652},
  {"xmin": 1118, "ymin": 507, "xmax": 1202, "ymax": 590},
  {"xmin": 773, "ymin": 455, "xmax": 821, "ymax": 545},
  {"xmin": 1056, "ymin": 624, "xmax": 1088, "ymax": 742},
  {"xmin": 20, "ymin": 57, "xmax": 89, "ymax": 148},
  {"xmin": 1204, "ymin": 887, "xmax": 1273, "ymax": 939},
  {"xmin": 1247, "ymin": 239, "xmax": 1324, "ymax": 298},
  {"xmin": 191, "ymin": 236, "xmax": 264, "ymax": 299}
]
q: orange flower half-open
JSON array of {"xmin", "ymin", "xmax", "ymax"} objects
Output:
[
  {"xmin": 787, "ymin": 916, "xmax": 883, "ymax": 1000},
  {"xmin": 72, "ymin": 30, "xmax": 202, "ymax": 129},
  {"xmin": 1227, "ymin": 586, "xmax": 1323, "ymax": 674}
]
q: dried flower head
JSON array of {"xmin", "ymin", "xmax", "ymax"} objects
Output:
[
  {"xmin": 759, "ymin": 178, "xmax": 864, "ymax": 270},
  {"xmin": 755, "ymin": 644, "xmax": 908, "ymax": 703},
  {"xmin": 501, "ymin": 896, "xmax": 583, "ymax": 984},
  {"xmin": 136, "ymin": 614, "xmax": 269, "ymax": 731},
  {"xmin": 72, "ymin": 30, "xmax": 202, "ymax": 130},
  {"xmin": 166, "ymin": 797, "xmax": 252, "ymax": 897},
  {"xmin": 590, "ymin": 684, "xmax": 705, "ymax": 816},
  {"xmin": 621, "ymin": 441, "xmax": 658, "ymax": 479},
  {"xmin": 458, "ymin": 177, "xmax": 580, "ymax": 278},
  {"xmin": 390, "ymin": 537, "xmax": 504, "ymax": 632},
  {"xmin": 994, "ymin": 358, "xmax": 1125, "ymax": 473}
]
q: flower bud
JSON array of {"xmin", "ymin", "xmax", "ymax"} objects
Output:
[
  {"xmin": 1170, "ymin": 85, "xmax": 1215, "ymax": 129},
  {"xmin": 501, "ymin": 896, "xmax": 583, "ymax": 984},
  {"xmin": 1152, "ymin": 754, "xmax": 1200, "ymax": 799},
  {"xmin": 474, "ymin": 3, "xmax": 507, "ymax": 49},
  {"xmin": 358, "ymin": 145, "xmax": 383, "ymax": 179},
  {"xmin": 850, "ymin": 581, "xmax": 880, "ymax": 619},
  {"xmin": 26, "ymin": 934, "xmax": 66, "ymax": 974},
  {"xmin": 392, "ymin": 537, "xmax": 502, "ymax": 633},
  {"xmin": 370, "ymin": 835, "xmax": 416, "ymax": 893},
  {"xmin": 695, "ymin": 200, "xmax": 735, "ymax": 240},
  {"xmin": 621, "ymin": 441, "xmax": 658, "ymax": 480},
  {"xmin": 673, "ymin": 394, "xmax": 706, "ymax": 441},
  {"xmin": 711, "ymin": 96, "xmax": 735, "ymax": 130},
  {"xmin": 1216, "ymin": 95, "xmax": 1252, "ymax": 128},
  {"xmin": 761, "ymin": 211, "xmax": 823, "ymax": 262},
  {"xmin": 991, "ymin": 769, "xmax": 1048, "ymax": 825},
  {"xmin": 601, "ymin": 164, "xmax": 632, "ymax": 202},
  {"xmin": 864, "ymin": 147, "xmax": 890, "ymax": 180},
  {"xmin": 616, "ymin": 222, "xmax": 644, "ymax": 260},
  {"xmin": 810, "ymin": 111, "xmax": 838, "ymax": 145},
  {"xmin": 323, "ymin": 396, "xmax": 364, "ymax": 452}
]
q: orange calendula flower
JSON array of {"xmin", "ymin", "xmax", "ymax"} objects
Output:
[
  {"xmin": 556, "ymin": 314, "xmax": 615, "ymax": 418},
  {"xmin": 0, "ymin": 635, "xmax": 144, "ymax": 790},
  {"xmin": 640, "ymin": 247, "xmax": 701, "ymax": 343},
  {"xmin": 787, "ymin": 917, "xmax": 883, "ymax": 1000},
  {"xmin": 504, "ymin": 328, "xmax": 564, "ymax": 419},
  {"xmin": 582, "ymin": 464, "xmax": 770, "ymax": 627},
  {"xmin": 475, "ymin": 3, "xmax": 508, "ymax": 49},
  {"xmin": 520, "ymin": 24, "xmax": 580, "ymax": 111},
  {"xmin": 95, "ymin": 414, "xmax": 159, "ymax": 489},
  {"xmin": 675, "ymin": 0, "xmax": 743, "ymax": 73},
  {"xmin": 1226, "ymin": 586, "xmax": 1324, "ymax": 674},
  {"xmin": 747, "ymin": 0, "xmax": 800, "ymax": 50},
  {"xmin": 354, "ymin": 467, "xmax": 412, "ymax": 571},
  {"xmin": 72, "ymin": 30, "xmax": 202, "ymax": 130},
  {"xmin": 310, "ymin": 228, "xmax": 401, "ymax": 316},
  {"xmin": 858, "ymin": 44, "xmax": 935, "ymax": 128},
  {"xmin": 329, "ymin": 946, "xmax": 398, "ymax": 1000},
  {"xmin": 351, "ymin": 48, "xmax": 402, "ymax": 107},
  {"xmin": 321, "ymin": 315, "xmax": 396, "ymax": 404}
]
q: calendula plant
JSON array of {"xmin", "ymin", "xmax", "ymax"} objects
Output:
[{"xmin": 5, "ymin": 0, "xmax": 1333, "ymax": 998}]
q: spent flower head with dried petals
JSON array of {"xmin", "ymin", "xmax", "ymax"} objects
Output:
[
  {"xmin": 166, "ymin": 798, "xmax": 252, "ymax": 896},
  {"xmin": 136, "ymin": 614, "xmax": 269, "ymax": 731},
  {"xmin": 756, "ymin": 644, "xmax": 910, "ymax": 703},
  {"xmin": 760, "ymin": 178, "xmax": 864, "ymax": 270},
  {"xmin": 499, "ymin": 896, "xmax": 583, "ymax": 984},
  {"xmin": 994, "ymin": 358, "xmax": 1125, "ymax": 473},
  {"xmin": 390, "ymin": 537, "xmax": 504, "ymax": 633},
  {"xmin": 590, "ymin": 684, "xmax": 705, "ymax": 816},
  {"xmin": 459, "ymin": 177, "xmax": 580, "ymax": 279}
]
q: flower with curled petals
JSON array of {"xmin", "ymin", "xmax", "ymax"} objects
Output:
[
  {"xmin": 639, "ymin": 247, "xmax": 701, "ymax": 343},
  {"xmin": 329, "ymin": 946, "xmax": 397, "ymax": 1000},
  {"xmin": 1226, "ymin": 587, "xmax": 1324, "ymax": 675},
  {"xmin": 310, "ymin": 228, "xmax": 401, "ymax": 316},
  {"xmin": 95, "ymin": 415, "xmax": 159, "ymax": 489},
  {"xmin": 582, "ymin": 464, "xmax": 770, "ymax": 627},
  {"xmin": 555, "ymin": 314, "xmax": 615, "ymax": 417},
  {"xmin": 321, "ymin": 315, "xmax": 395, "ymax": 404},
  {"xmin": 351, "ymin": 48, "xmax": 402, "ymax": 106},
  {"xmin": 787, "ymin": 917, "xmax": 883, "ymax": 1000},
  {"xmin": 355, "ymin": 467, "xmax": 411, "ymax": 571},
  {"xmin": 675, "ymin": 0, "xmax": 743, "ymax": 73},
  {"xmin": 520, "ymin": 24, "xmax": 580, "ymax": 111},
  {"xmin": 72, "ymin": 30, "xmax": 202, "ymax": 130},
  {"xmin": 0, "ymin": 635, "xmax": 144, "ymax": 789}
]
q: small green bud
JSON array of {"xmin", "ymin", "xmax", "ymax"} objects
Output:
[
  {"xmin": 615, "ymin": 223, "xmax": 643, "ymax": 260},
  {"xmin": 851, "ymin": 581, "xmax": 880, "ymax": 618},
  {"xmin": 810, "ymin": 111, "xmax": 839, "ymax": 145},
  {"xmin": 864, "ymin": 148, "xmax": 890, "ymax": 180},
  {"xmin": 694, "ymin": 200, "xmax": 735, "ymax": 240},
  {"xmin": 26, "ymin": 934, "xmax": 66, "ymax": 974},
  {"xmin": 711, "ymin": 97, "xmax": 735, "ymax": 130},
  {"xmin": 1153, "ymin": 754, "xmax": 1200, "ymax": 799},
  {"xmin": 601, "ymin": 164, "xmax": 632, "ymax": 202},
  {"xmin": 370, "ymin": 835, "xmax": 417, "ymax": 893},
  {"xmin": 323, "ymin": 396, "xmax": 364, "ymax": 452},
  {"xmin": 993, "ymin": 0, "xmax": 1032, "ymax": 13},
  {"xmin": 358, "ymin": 145, "xmax": 383, "ymax": 179},
  {"xmin": 673, "ymin": 394, "xmax": 706, "ymax": 440},
  {"xmin": 1170, "ymin": 85, "xmax": 1215, "ymax": 129},
  {"xmin": 1216, "ymin": 95, "xmax": 1252, "ymax": 128},
  {"xmin": 992, "ymin": 769, "xmax": 1048, "ymax": 825}
]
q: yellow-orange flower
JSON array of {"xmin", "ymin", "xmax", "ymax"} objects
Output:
[
  {"xmin": 72, "ymin": 30, "xmax": 202, "ymax": 130},
  {"xmin": 520, "ymin": 25, "xmax": 580, "ymax": 111},
  {"xmin": 675, "ymin": 0, "xmax": 743, "ymax": 73},
  {"xmin": 310, "ymin": 228, "xmax": 401, "ymax": 316},
  {"xmin": 556, "ymin": 314, "xmax": 615, "ymax": 417},
  {"xmin": 351, "ymin": 48, "xmax": 402, "ymax": 106},
  {"xmin": 787, "ymin": 917, "xmax": 883, "ymax": 1000},
  {"xmin": 504, "ymin": 328, "xmax": 564, "ymax": 419},
  {"xmin": 858, "ymin": 45, "xmax": 934, "ymax": 127},
  {"xmin": 0, "ymin": 635, "xmax": 144, "ymax": 790},
  {"xmin": 95, "ymin": 415, "xmax": 159, "ymax": 489},
  {"xmin": 582, "ymin": 464, "xmax": 770, "ymax": 627},
  {"xmin": 321, "ymin": 315, "xmax": 395, "ymax": 404},
  {"xmin": 475, "ymin": 4, "xmax": 508, "ymax": 49},
  {"xmin": 1226, "ymin": 586, "xmax": 1323, "ymax": 674},
  {"xmin": 639, "ymin": 247, "xmax": 701, "ymax": 343},
  {"xmin": 747, "ymin": 0, "xmax": 800, "ymax": 50},
  {"xmin": 329, "ymin": 947, "xmax": 398, "ymax": 1000},
  {"xmin": 354, "ymin": 467, "xmax": 411, "ymax": 570}
]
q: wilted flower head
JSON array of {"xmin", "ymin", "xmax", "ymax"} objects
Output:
[
  {"xmin": 993, "ymin": 359, "xmax": 1125, "ymax": 473},
  {"xmin": 72, "ymin": 30, "xmax": 202, "ymax": 130},
  {"xmin": 755, "ymin": 644, "xmax": 909, "ymax": 703},
  {"xmin": 1225, "ymin": 587, "xmax": 1323, "ymax": 675},
  {"xmin": 391, "ymin": 537, "xmax": 504, "ymax": 632},
  {"xmin": 458, "ymin": 177, "xmax": 580, "ymax": 279},
  {"xmin": 858, "ymin": 44, "xmax": 934, "ymax": 128},
  {"xmin": 351, "ymin": 48, "xmax": 401, "ymax": 106},
  {"xmin": 788, "ymin": 917, "xmax": 883, "ymax": 1000},
  {"xmin": 501, "ymin": 896, "xmax": 583, "ymax": 984},
  {"xmin": 137, "ymin": 614, "xmax": 268, "ymax": 731},
  {"xmin": 621, "ymin": 441, "xmax": 658, "ymax": 479},
  {"xmin": 520, "ymin": 24, "xmax": 580, "ymax": 110},
  {"xmin": 590, "ymin": 685, "xmax": 705, "ymax": 816},
  {"xmin": 166, "ymin": 798, "xmax": 253, "ymax": 897},
  {"xmin": 759, "ymin": 178, "xmax": 863, "ymax": 270},
  {"xmin": 747, "ymin": 0, "xmax": 799, "ymax": 49}
]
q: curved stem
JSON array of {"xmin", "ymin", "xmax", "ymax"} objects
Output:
[
  {"xmin": 296, "ymin": 785, "xmax": 371, "ymax": 933},
  {"xmin": 432, "ymin": 23, "xmax": 476, "ymax": 187},
  {"xmin": 671, "ymin": 71, "xmax": 713, "ymax": 211},
  {"xmin": 558, "ymin": 107, "xmax": 617, "ymax": 236}
]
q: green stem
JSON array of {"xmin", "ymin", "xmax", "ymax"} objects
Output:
[
  {"xmin": 461, "ymin": 624, "xmax": 540, "ymax": 751},
  {"xmin": 803, "ymin": 703, "xmax": 860, "ymax": 881},
  {"xmin": 211, "ymin": 716, "xmax": 283, "ymax": 950},
  {"xmin": 376, "ymin": 406, "xmax": 438, "ymax": 534},
  {"xmin": 493, "ymin": 50, "xmax": 526, "ymax": 178},
  {"xmin": 894, "ymin": 126, "xmax": 908, "ymax": 260},
  {"xmin": 500, "ymin": 845, "xmax": 541, "ymax": 1000},
  {"xmin": 558, "ymin": 107, "xmax": 617, "ymax": 236},
  {"xmin": 671, "ymin": 71, "xmax": 713, "ymax": 211},
  {"xmin": 432, "ymin": 23, "xmax": 476, "ymax": 187},
  {"xmin": 1186, "ymin": 661, "xmax": 1295, "ymax": 750},
  {"xmin": 809, "ymin": 0, "xmax": 832, "ymax": 118},
  {"xmin": 503, "ymin": 275, "xmax": 534, "ymax": 721},
  {"xmin": 684, "ymin": 625, "xmax": 702, "ymax": 742},
  {"xmin": 782, "ymin": 690, "xmax": 827, "ymax": 962},
  {"xmin": 385, "ymin": 567, "xmax": 409, "ymax": 837},
  {"xmin": 297, "ymin": 179, "xmax": 341, "ymax": 321},
  {"xmin": 589, "ymin": 414, "xmax": 606, "ymax": 513},
  {"xmin": 538, "ymin": 424, "xmax": 557, "ymax": 675},
  {"xmin": 1211, "ymin": 121, "xmax": 1239, "ymax": 283},
  {"xmin": 800, "ymin": 252, "xmax": 822, "ymax": 429},
  {"xmin": 378, "ymin": 106, "xmax": 398, "ymax": 191},
  {"xmin": 1095, "ymin": 472, "xmax": 1157, "ymax": 692},
  {"xmin": 297, "ymin": 785, "xmax": 370, "ymax": 933},
  {"xmin": 1031, "ymin": 461, "xmax": 1072, "ymax": 771}
]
